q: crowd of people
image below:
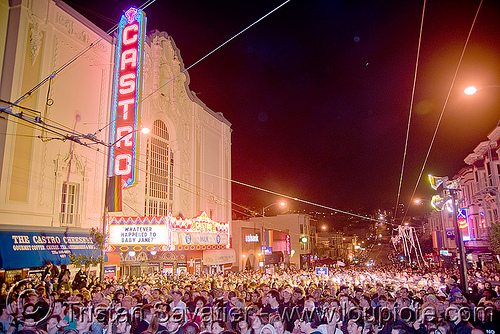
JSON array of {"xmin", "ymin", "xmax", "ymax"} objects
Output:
[{"xmin": 1, "ymin": 262, "xmax": 500, "ymax": 334}]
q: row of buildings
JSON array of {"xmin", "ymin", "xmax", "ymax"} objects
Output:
[
  {"xmin": 427, "ymin": 127, "xmax": 500, "ymax": 268},
  {"xmin": 0, "ymin": 0, "xmax": 333, "ymax": 282}
]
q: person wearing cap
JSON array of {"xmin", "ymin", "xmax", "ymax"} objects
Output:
[{"xmin": 292, "ymin": 287, "xmax": 305, "ymax": 308}]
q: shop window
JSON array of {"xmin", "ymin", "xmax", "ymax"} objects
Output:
[
  {"xmin": 60, "ymin": 182, "xmax": 80, "ymax": 226},
  {"xmin": 145, "ymin": 120, "xmax": 174, "ymax": 216}
]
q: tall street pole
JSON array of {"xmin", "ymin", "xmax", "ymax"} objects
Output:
[{"xmin": 450, "ymin": 189, "xmax": 468, "ymax": 293}]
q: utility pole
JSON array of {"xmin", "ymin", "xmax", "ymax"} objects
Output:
[{"xmin": 450, "ymin": 189, "xmax": 469, "ymax": 293}]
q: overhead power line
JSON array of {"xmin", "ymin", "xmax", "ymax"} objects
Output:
[
  {"xmin": 400, "ymin": 0, "xmax": 484, "ymax": 223},
  {"xmin": 394, "ymin": 0, "xmax": 427, "ymax": 219}
]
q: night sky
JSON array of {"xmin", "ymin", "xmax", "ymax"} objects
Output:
[{"xmin": 67, "ymin": 0, "xmax": 500, "ymax": 218}]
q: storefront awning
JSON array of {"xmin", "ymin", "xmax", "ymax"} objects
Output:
[
  {"xmin": 203, "ymin": 248, "xmax": 236, "ymax": 265},
  {"xmin": 0, "ymin": 229, "xmax": 97, "ymax": 269}
]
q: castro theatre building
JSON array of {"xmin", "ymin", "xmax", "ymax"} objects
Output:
[{"xmin": 0, "ymin": 0, "xmax": 233, "ymax": 278}]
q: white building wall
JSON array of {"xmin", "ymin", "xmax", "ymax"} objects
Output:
[{"xmin": 0, "ymin": 0, "xmax": 112, "ymax": 229}]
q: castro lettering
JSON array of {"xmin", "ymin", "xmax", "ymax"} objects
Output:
[{"xmin": 109, "ymin": 7, "xmax": 146, "ymax": 188}]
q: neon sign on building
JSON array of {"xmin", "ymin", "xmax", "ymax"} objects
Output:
[
  {"xmin": 457, "ymin": 208, "xmax": 470, "ymax": 241},
  {"xmin": 108, "ymin": 7, "xmax": 147, "ymax": 188}
]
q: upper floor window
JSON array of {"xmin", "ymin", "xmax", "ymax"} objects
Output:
[
  {"xmin": 145, "ymin": 120, "xmax": 174, "ymax": 216},
  {"xmin": 60, "ymin": 182, "xmax": 80, "ymax": 226}
]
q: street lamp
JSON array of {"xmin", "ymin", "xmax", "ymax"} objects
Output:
[
  {"xmin": 464, "ymin": 85, "xmax": 500, "ymax": 95},
  {"xmin": 262, "ymin": 201, "xmax": 286, "ymax": 217},
  {"xmin": 428, "ymin": 174, "xmax": 468, "ymax": 293},
  {"xmin": 108, "ymin": 126, "xmax": 151, "ymax": 147}
]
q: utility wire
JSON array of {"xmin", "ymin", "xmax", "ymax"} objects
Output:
[
  {"xmin": 141, "ymin": 0, "xmax": 291, "ymax": 104},
  {"xmin": 394, "ymin": 0, "xmax": 427, "ymax": 220},
  {"xmin": 200, "ymin": 171, "xmax": 378, "ymax": 222},
  {"xmin": 402, "ymin": 0, "xmax": 483, "ymax": 222},
  {"xmin": 0, "ymin": 100, "xmax": 107, "ymax": 146}
]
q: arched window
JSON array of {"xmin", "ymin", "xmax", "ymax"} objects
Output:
[{"xmin": 145, "ymin": 120, "xmax": 174, "ymax": 216}]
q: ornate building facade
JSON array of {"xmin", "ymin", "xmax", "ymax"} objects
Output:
[{"xmin": 0, "ymin": 0, "xmax": 232, "ymax": 278}]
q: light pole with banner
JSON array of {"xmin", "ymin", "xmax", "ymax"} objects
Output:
[{"xmin": 429, "ymin": 174, "xmax": 468, "ymax": 293}]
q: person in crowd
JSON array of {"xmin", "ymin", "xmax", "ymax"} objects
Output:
[
  {"xmin": 72, "ymin": 269, "xmax": 88, "ymax": 291},
  {"xmin": 292, "ymin": 288, "xmax": 305, "ymax": 309},
  {"xmin": 446, "ymin": 302, "xmax": 473, "ymax": 334},
  {"xmin": 163, "ymin": 312, "xmax": 184, "ymax": 334},
  {"xmin": 134, "ymin": 305, "xmax": 165, "ymax": 334},
  {"xmin": 170, "ymin": 289, "xmax": 187, "ymax": 322},
  {"xmin": 250, "ymin": 315, "xmax": 268, "ymax": 334},
  {"xmin": 43, "ymin": 261, "xmax": 60, "ymax": 283},
  {"xmin": 212, "ymin": 320, "xmax": 227, "ymax": 334},
  {"xmin": 0, "ymin": 298, "xmax": 15, "ymax": 334},
  {"xmin": 75, "ymin": 307, "xmax": 92, "ymax": 334},
  {"xmin": 184, "ymin": 322, "xmax": 200, "ymax": 334},
  {"xmin": 45, "ymin": 316, "xmax": 63, "ymax": 334},
  {"xmin": 483, "ymin": 282, "xmax": 498, "ymax": 298},
  {"xmin": 260, "ymin": 324, "xmax": 277, "ymax": 334},
  {"xmin": 317, "ymin": 309, "xmax": 342, "ymax": 334},
  {"xmin": 237, "ymin": 319, "xmax": 251, "ymax": 334},
  {"xmin": 346, "ymin": 319, "xmax": 364, "ymax": 334},
  {"xmin": 265, "ymin": 290, "xmax": 280, "ymax": 315}
]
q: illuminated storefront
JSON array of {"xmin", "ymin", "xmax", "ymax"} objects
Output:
[
  {"xmin": 235, "ymin": 224, "xmax": 291, "ymax": 271},
  {"xmin": 106, "ymin": 212, "xmax": 232, "ymax": 276}
]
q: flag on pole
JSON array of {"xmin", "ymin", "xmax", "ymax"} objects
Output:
[{"xmin": 105, "ymin": 175, "xmax": 122, "ymax": 212}]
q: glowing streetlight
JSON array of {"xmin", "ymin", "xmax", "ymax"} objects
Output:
[
  {"xmin": 464, "ymin": 85, "xmax": 500, "ymax": 96},
  {"xmin": 464, "ymin": 86, "xmax": 478, "ymax": 95},
  {"xmin": 109, "ymin": 126, "xmax": 151, "ymax": 147},
  {"xmin": 322, "ymin": 225, "xmax": 327, "ymax": 230},
  {"xmin": 262, "ymin": 201, "xmax": 286, "ymax": 216}
]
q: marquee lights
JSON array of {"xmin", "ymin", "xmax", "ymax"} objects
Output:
[
  {"xmin": 169, "ymin": 212, "xmax": 229, "ymax": 233},
  {"xmin": 107, "ymin": 212, "xmax": 230, "ymax": 248},
  {"xmin": 109, "ymin": 7, "xmax": 147, "ymax": 188}
]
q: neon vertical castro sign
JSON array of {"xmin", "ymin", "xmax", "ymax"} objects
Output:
[{"xmin": 109, "ymin": 7, "xmax": 147, "ymax": 188}]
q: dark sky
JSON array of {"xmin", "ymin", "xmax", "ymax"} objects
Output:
[{"xmin": 67, "ymin": 0, "xmax": 500, "ymax": 217}]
